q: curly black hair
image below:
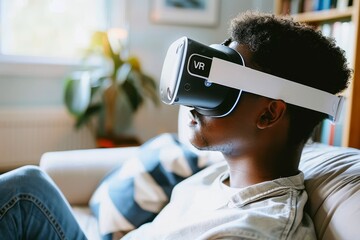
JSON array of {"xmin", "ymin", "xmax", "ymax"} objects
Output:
[{"xmin": 229, "ymin": 11, "xmax": 352, "ymax": 145}]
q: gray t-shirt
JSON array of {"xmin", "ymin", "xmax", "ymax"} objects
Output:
[{"xmin": 122, "ymin": 161, "xmax": 316, "ymax": 240}]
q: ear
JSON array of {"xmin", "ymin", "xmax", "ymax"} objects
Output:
[{"xmin": 257, "ymin": 100, "xmax": 287, "ymax": 129}]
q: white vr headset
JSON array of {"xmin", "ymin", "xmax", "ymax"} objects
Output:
[{"xmin": 160, "ymin": 36, "xmax": 344, "ymax": 122}]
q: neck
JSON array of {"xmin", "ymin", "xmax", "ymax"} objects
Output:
[{"xmin": 223, "ymin": 143, "xmax": 304, "ymax": 188}]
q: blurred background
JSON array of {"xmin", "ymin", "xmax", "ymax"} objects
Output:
[{"xmin": 0, "ymin": 0, "xmax": 273, "ymax": 170}]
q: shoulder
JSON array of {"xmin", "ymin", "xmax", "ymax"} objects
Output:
[{"xmin": 197, "ymin": 212, "xmax": 316, "ymax": 240}]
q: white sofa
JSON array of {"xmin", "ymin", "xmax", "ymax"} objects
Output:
[
  {"xmin": 39, "ymin": 107, "xmax": 360, "ymax": 240},
  {"xmin": 40, "ymin": 146, "xmax": 139, "ymax": 239}
]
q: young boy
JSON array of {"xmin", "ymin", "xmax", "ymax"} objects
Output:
[{"xmin": 122, "ymin": 11, "xmax": 350, "ymax": 239}]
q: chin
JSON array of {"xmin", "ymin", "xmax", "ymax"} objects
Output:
[{"xmin": 188, "ymin": 134, "xmax": 213, "ymax": 151}]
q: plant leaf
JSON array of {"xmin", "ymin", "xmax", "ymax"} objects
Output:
[
  {"xmin": 75, "ymin": 104, "xmax": 103, "ymax": 128},
  {"xmin": 130, "ymin": 70, "xmax": 159, "ymax": 106},
  {"xmin": 116, "ymin": 63, "xmax": 132, "ymax": 84},
  {"xmin": 121, "ymin": 77, "xmax": 143, "ymax": 111},
  {"xmin": 138, "ymin": 73, "xmax": 160, "ymax": 106},
  {"xmin": 127, "ymin": 56, "xmax": 141, "ymax": 71},
  {"xmin": 64, "ymin": 72, "xmax": 91, "ymax": 116}
]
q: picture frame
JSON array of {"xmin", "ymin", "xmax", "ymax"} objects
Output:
[{"xmin": 151, "ymin": 0, "xmax": 219, "ymax": 27}]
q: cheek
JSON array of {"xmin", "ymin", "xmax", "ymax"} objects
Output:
[{"xmin": 204, "ymin": 119, "xmax": 233, "ymax": 141}]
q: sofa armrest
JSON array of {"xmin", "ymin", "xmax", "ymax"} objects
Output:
[{"xmin": 39, "ymin": 147, "xmax": 139, "ymax": 206}]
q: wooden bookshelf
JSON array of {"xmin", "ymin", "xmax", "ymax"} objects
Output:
[
  {"xmin": 275, "ymin": 0, "xmax": 360, "ymax": 148},
  {"xmin": 292, "ymin": 7, "xmax": 353, "ymax": 22}
]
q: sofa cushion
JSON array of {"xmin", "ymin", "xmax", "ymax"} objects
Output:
[
  {"xmin": 89, "ymin": 133, "xmax": 209, "ymax": 239},
  {"xmin": 72, "ymin": 206, "xmax": 100, "ymax": 240},
  {"xmin": 300, "ymin": 143, "xmax": 360, "ymax": 240}
]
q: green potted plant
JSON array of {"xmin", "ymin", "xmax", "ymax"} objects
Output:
[{"xmin": 64, "ymin": 30, "xmax": 159, "ymax": 146}]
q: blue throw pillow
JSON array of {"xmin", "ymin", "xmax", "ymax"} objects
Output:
[{"xmin": 89, "ymin": 133, "xmax": 205, "ymax": 240}]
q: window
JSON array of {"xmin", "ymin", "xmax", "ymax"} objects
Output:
[{"xmin": 0, "ymin": 0, "xmax": 110, "ymax": 61}]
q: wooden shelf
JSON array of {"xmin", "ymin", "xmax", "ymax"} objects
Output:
[{"xmin": 292, "ymin": 7, "xmax": 354, "ymax": 22}]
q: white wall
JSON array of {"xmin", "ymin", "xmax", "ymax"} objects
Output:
[{"xmin": 0, "ymin": 0, "xmax": 274, "ymax": 143}]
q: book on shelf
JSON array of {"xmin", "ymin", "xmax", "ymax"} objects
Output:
[
  {"xmin": 281, "ymin": 0, "xmax": 353, "ymax": 14},
  {"xmin": 317, "ymin": 20, "xmax": 354, "ymax": 146},
  {"xmin": 318, "ymin": 97, "xmax": 347, "ymax": 146},
  {"xmin": 320, "ymin": 21, "xmax": 354, "ymax": 102}
]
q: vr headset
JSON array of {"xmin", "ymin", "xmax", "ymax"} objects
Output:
[{"xmin": 160, "ymin": 36, "xmax": 344, "ymax": 122}]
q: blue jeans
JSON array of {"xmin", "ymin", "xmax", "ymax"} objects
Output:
[{"xmin": 0, "ymin": 166, "xmax": 87, "ymax": 240}]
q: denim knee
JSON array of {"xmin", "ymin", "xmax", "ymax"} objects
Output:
[
  {"xmin": 0, "ymin": 166, "xmax": 86, "ymax": 239},
  {"xmin": 16, "ymin": 165, "xmax": 47, "ymax": 179},
  {"xmin": 1, "ymin": 165, "xmax": 55, "ymax": 195}
]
